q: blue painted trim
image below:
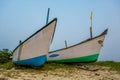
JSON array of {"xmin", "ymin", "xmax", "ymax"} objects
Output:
[
  {"xmin": 49, "ymin": 54, "xmax": 59, "ymax": 58},
  {"xmin": 13, "ymin": 55, "xmax": 46, "ymax": 66}
]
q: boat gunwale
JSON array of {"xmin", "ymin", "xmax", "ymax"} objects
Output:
[
  {"xmin": 49, "ymin": 29, "xmax": 108, "ymax": 53},
  {"xmin": 13, "ymin": 18, "xmax": 57, "ymax": 52}
]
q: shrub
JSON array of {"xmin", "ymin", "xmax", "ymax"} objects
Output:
[{"xmin": 0, "ymin": 49, "xmax": 12, "ymax": 64}]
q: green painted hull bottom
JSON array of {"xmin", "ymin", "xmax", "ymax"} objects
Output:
[{"xmin": 48, "ymin": 54, "xmax": 99, "ymax": 63}]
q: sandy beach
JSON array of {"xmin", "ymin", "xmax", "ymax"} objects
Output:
[{"xmin": 0, "ymin": 64, "xmax": 120, "ymax": 80}]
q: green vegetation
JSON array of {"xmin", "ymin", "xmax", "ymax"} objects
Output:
[
  {"xmin": 0, "ymin": 61, "xmax": 15, "ymax": 70},
  {"xmin": 41, "ymin": 62, "xmax": 73, "ymax": 71},
  {"xmin": 0, "ymin": 61, "xmax": 120, "ymax": 72},
  {"xmin": 88, "ymin": 61, "xmax": 120, "ymax": 72},
  {"xmin": 0, "ymin": 49, "xmax": 12, "ymax": 64},
  {"xmin": 15, "ymin": 63, "xmax": 73, "ymax": 73},
  {"xmin": 0, "ymin": 61, "xmax": 120, "ymax": 78}
]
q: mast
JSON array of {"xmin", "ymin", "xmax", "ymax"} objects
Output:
[
  {"xmin": 46, "ymin": 8, "xmax": 50, "ymax": 25},
  {"xmin": 65, "ymin": 40, "xmax": 68, "ymax": 48},
  {"xmin": 90, "ymin": 11, "xmax": 93, "ymax": 39}
]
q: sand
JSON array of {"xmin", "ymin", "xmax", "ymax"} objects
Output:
[{"xmin": 0, "ymin": 66, "xmax": 120, "ymax": 80}]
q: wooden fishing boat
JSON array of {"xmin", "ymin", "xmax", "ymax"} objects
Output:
[
  {"xmin": 47, "ymin": 29, "xmax": 108, "ymax": 63},
  {"xmin": 12, "ymin": 18, "xmax": 57, "ymax": 66}
]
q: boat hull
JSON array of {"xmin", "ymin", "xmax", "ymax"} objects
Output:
[
  {"xmin": 13, "ymin": 55, "xmax": 46, "ymax": 66},
  {"xmin": 12, "ymin": 18, "xmax": 57, "ymax": 66},
  {"xmin": 47, "ymin": 29, "xmax": 108, "ymax": 63}
]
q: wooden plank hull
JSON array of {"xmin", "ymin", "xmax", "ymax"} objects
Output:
[
  {"xmin": 47, "ymin": 29, "xmax": 108, "ymax": 63},
  {"xmin": 12, "ymin": 18, "xmax": 57, "ymax": 66}
]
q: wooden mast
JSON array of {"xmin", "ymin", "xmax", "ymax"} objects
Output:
[
  {"xmin": 90, "ymin": 11, "xmax": 93, "ymax": 39},
  {"xmin": 46, "ymin": 8, "xmax": 50, "ymax": 25},
  {"xmin": 65, "ymin": 40, "xmax": 68, "ymax": 48}
]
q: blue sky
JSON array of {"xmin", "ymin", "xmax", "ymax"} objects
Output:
[{"xmin": 0, "ymin": 0, "xmax": 120, "ymax": 61}]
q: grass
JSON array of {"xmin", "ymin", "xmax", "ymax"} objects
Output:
[
  {"xmin": 13, "ymin": 62, "xmax": 74, "ymax": 74},
  {"xmin": 0, "ymin": 61, "xmax": 120, "ymax": 75},
  {"xmin": 0, "ymin": 61, "xmax": 15, "ymax": 70},
  {"xmin": 0, "ymin": 61, "xmax": 72, "ymax": 71},
  {"xmin": 0, "ymin": 61, "xmax": 120, "ymax": 79},
  {"xmin": 41, "ymin": 62, "xmax": 74, "ymax": 70},
  {"xmin": 88, "ymin": 61, "xmax": 120, "ymax": 72},
  {"xmin": 0, "ymin": 61, "xmax": 120, "ymax": 71}
]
